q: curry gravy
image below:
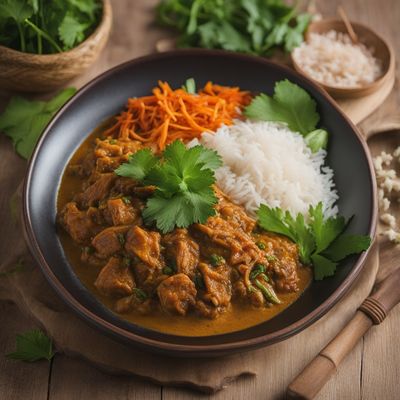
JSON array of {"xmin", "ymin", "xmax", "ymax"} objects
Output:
[{"xmin": 57, "ymin": 126, "xmax": 312, "ymax": 337}]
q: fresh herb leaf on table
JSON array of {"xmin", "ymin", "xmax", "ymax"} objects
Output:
[
  {"xmin": 0, "ymin": 88, "xmax": 76, "ymax": 159},
  {"xmin": 115, "ymin": 140, "xmax": 222, "ymax": 233},
  {"xmin": 0, "ymin": 258, "xmax": 25, "ymax": 278},
  {"xmin": 6, "ymin": 329, "xmax": 54, "ymax": 362},
  {"xmin": 156, "ymin": 0, "xmax": 310, "ymax": 55},
  {"xmin": 245, "ymin": 79, "xmax": 329, "ymax": 152},
  {"xmin": 0, "ymin": 0, "xmax": 101, "ymax": 54},
  {"xmin": 257, "ymin": 202, "xmax": 371, "ymax": 280}
]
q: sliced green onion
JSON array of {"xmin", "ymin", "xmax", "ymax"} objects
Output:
[
  {"xmin": 133, "ymin": 288, "xmax": 148, "ymax": 302},
  {"xmin": 254, "ymin": 279, "xmax": 280, "ymax": 304}
]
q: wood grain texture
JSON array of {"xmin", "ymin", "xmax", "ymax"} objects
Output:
[
  {"xmin": 0, "ymin": 302, "xmax": 50, "ymax": 400},
  {"xmin": 49, "ymin": 356, "xmax": 161, "ymax": 400}
]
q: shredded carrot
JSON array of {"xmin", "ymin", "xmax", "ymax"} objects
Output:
[{"xmin": 103, "ymin": 81, "xmax": 251, "ymax": 151}]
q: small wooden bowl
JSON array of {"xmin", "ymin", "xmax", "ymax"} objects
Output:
[
  {"xmin": 292, "ymin": 18, "xmax": 395, "ymax": 99},
  {"xmin": 0, "ymin": 0, "xmax": 112, "ymax": 93}
]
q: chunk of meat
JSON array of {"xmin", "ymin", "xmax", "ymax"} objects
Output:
[
  {"xmin": 114, "ymin": 295, "xmax": 152, "ymax": 315},
  {"xmin": 60, "ymin": 202, "xmax": 100, "ymax": 244},
  {"xmin": 68, "ymin": 151, "xmax": 96, "ymax": 177},
  {"xmin": 94, "ymin": 138, "xmax": 142, "ymax": 158},
  {"xmin": 163, "ymin": 229, "xmax": 199, "ymax": 277},
  {"xmin": 198, "ymin": 263, "xmax": 231, "ymax": 307},
  {"xmin": 195, "ymin": 299, "xmax": 219, "ymax": 319},
  {"xmin": 91, "ymin": 226, "xmax": 130, "ymax": 259},
  {"xmin": 125, "ymin": 226, "xmax": 162, "ymax": 269},
  {"xmin": 157, "ymin": 273, "xmax": 197, "ymax": 315},
  {"xmin": 77, "ymin": 173, "xmax": 116, "ymax": 207},
  {"xmin": 260, "ymin": 234, "xmax": 300, "ymax": 292},
  {"xmin": 194, "ymin": 216, "xmax": 264, "ymax": 267},
  {"xmin": 272, "ymin": 256, "xmax": 299, "ymax": 292},
  {"xmin": 94, "ymin": 139, "xmax": 123, "ymax": 158},
  {"xmin": 107, "ymin": 198, "xmax": 138, "ymax": 226},
  {"xmin": 215, "ymin": 187, "xmax": 256, "ymax": 234},
  {"xmin": 94, "ymin": 257, "xmax": 135, "ymax": 297},
  {"xmin": 96, "ymin": 157, "xmax": 121, "ymax": 173}
]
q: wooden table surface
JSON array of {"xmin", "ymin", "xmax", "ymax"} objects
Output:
[{"xmin": 1, "ymin": 0, "xmax": 399, "ymax": 399}]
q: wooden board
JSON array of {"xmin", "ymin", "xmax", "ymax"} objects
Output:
[{"xmin": 337, "ymin": 72, "xmax": 395, "ymax": 125}]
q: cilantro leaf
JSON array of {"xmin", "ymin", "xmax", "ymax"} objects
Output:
[
  {"xmin": 257, "ymin": 204, "xmax": 296, "ymax": 242},
  {"xmin": 116, "ymin": 140, "xmax": 221, "ymax": 233},
  {"xmin": 256, "ymin": 201, "xmax": 371, "ymax": 280},
  {"xmin": 217, "ymin": 20, "xmax": 251, "ymax": 52},
  {"xmin": 323, "ymin": 235, "xmax": 372, "ymax": 262},
  {"xmin": 284, "ymin": 14, "xmax": 312, "ymax": 52},
  {"xmin": 245, "ymin": 80, "xmax": 319, "ymax": 135},
  {"xmin": 0, "ymin": 88, "xmax": 76, "ymax": 159},
  {"xmin": 143, "ymin": 188, "xmax": 217, "ymax": 233},
  {"xmin": 115, "ymin": 149, "xmax": 159, "ymax": 181},
  {"xmin": 69, "ymin": 0, "xmax": 100, "ymax": 21},
  {"xmin": 0, "ymin": 0, "xmax": 33, "ymax": 23},
  {"xmin": 58, "ymin": 12, "xmax": 88, "ymax": 50},
  {"xmin": 257, "ymin": 204, "xmax": 314, "ymax": 264},
  {"xmin": 285, "ymin": 212, "xmax": 315, "ymax": 264},
  {"xmin": 186, "ymin": 145, "xmax": 222, "ymax": 171},
  {"xmin": 6, "ymin": 329, "xmax": 54, "ymax": 362},
  {"xmin": 309, "ymin": 203, "xmax": 346, "ymax": 253},
  {"xmin": 312, "ymin": 254, "xmax": 338, "ymax": 281}
]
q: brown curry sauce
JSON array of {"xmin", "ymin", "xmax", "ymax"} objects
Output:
[{"xmin": 57, "ymin": 124, "xmax": 312, "ymax": 337}]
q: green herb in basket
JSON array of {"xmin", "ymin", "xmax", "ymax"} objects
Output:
[
  {"xmin": 0, "ymin": 0, "xmax": 102, "ymax": 54},
  {"xmin": 156, "ymin": 0, "xmax": 311, "ymax": 55}
]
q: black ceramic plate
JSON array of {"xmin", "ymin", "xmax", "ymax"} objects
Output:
[{"xmin": 23, "ymin": 49, "xmax": 377, "ymax": 357}]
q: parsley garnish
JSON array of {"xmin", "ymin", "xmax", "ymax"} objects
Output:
[
  {"xmin": 6, "ymin": 329, "xmax": 54, "ymax": 362},
  {"xmin": 115, "ymin": 140, "xmax": 222, "ymax": 233},
  {"xmin": 257, "ymin": 202, "xmax": 371, "ymax": 280},
  {"xmin": 0, "ymin": 88, "xmax": 76, "ymax": 159},
  {"xmin": 245, "ymin": 80, "xmax": 329, "ymax": 153}
]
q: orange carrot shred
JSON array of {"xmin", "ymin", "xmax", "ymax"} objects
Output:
[{"xmin": 104, "ymin": 81, "xmax": 251, "ymax": 151}]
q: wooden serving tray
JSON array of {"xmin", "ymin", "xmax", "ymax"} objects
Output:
[{"xmin": 336, "ymin": 69, "xmax": 395, "ymax": 125}]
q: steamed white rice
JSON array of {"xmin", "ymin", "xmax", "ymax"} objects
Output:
[{"xmin": 191, "ymin": 120, "xmax": 338, "ymax": 218}]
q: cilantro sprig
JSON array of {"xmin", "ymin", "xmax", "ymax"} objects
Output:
[
  {"xmin": 6, "ymin": 329, "xmax": 55, "ymax": 362},
  {"xmin": 245, "ymin": 80, "xmax": 329, "ymax": 153},
  {"xmin": 257, "ymin": 202, "xmax": 371, "ymax": 280},
  {"xmin": 115, "ymin": 140, "xmax": 222, "ymax": 233}
]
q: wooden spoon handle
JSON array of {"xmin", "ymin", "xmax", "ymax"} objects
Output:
[
  {"xmin": 287, "ymin": 267, "xmax": 400, "ymax": 399},
  {"xmin": 361, "ymin": 114, "xmax": 400, "ymax": 140},
  {"xmin": 287, "ymin": 311, "xmax": 372, "ymax": 399}
]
